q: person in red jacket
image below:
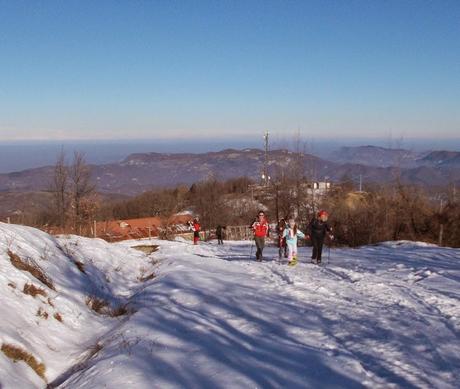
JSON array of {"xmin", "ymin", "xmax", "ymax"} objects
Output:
[
  {"xmin": 251, "ymin": 210, "xmax": 269, "ymax": 261},
  {"xmin": 191, "ymin": 218, "xmax": 201, "ymax": 245}
]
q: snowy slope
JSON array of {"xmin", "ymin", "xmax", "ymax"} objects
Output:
[
  {"xmin": 0, "ymin": 223, "xmax": 154, "ymax": 388},
  {"xmin": 60, "ymin": 240, "xmax": 460, "ymax": 388},
  {"xmin": 1, "ymin": 223, "xmax": 459, "ymax": 389}
]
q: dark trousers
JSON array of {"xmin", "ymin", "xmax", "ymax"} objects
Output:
[
  {"xmin": 254, "ymin": 237, "xmax": 265, "ymax": 260},
  {"xmin": 217, "ymin": 236, "xmax": 223, "ymax": 245},
  {"xmin": 279, "ymin": 238, "xmax": 288, "ymax": 258},
  {"xmin": 311, "ymin": 236, "xmax": 324, "ymax": 261}
]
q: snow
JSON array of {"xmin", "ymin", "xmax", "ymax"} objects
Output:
[{"xmin": 1, "ymin": 222, "xmax": 459, "ymax": 388}]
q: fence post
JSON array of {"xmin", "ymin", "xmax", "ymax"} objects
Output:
[
  {"xmin": 93, "ymin": 220, "xmax": 97, "ymax": 238},
  {"xmin": 7, "ymin": 217, "xmax": 11, "ymax": 224}
]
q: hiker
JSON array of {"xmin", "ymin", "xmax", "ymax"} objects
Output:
[
  {"xmin": 277, "ymin": 218, "xmax": 288, "ymax": 259},
  {"xmin": 190, "ymin": 218, "xmax": 201, "ymax": 245},
  {"xmin": 283, "ymin": 218, "xmax": 306, "ymax": 266},
  {"xmin": 216, "ymin": 225, "xmax": 225, "ymax": 245},
  {"xmin": 251, "ymin": 210, "xmax": 269, "ymax": 261},
  {"xmin": 306, "ymin": 210, "xmax": 333, "ymax": 264}
]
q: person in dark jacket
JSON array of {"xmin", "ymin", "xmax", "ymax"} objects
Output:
[
  {"xmin": 306, "ymin": 210, "xmax": 333, "ymax": 264},
  {"xmin": 251, "ymin": 211, "xmax": 270, "ymax": 261},
  {"xmin": 277, "ymin": 218, "xmax": 288, "ymax": 259},
  {"xmin": 216, "ymin": 225, "xmax": 225, "ymax": 245}
]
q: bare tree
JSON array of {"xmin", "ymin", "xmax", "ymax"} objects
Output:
[
  {"xmin": 50, "ymin": 148, "xmax": 69, "ymax": 228},
  {"xmin": 69, "ymin": 152, "xmax": 96, "ymax": 233}
]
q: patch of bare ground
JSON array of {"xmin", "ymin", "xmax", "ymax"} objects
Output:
[
  {"xmin": 138, "ymin": 272, "xmax": 156, "ymax": 282},
  {"xmin": 1, "ymin": 343, "xmax": 46, "ymax": 381},
  {"xmin": 37, "ymin": 307, "xmax": 49, "ymax": 319},
  {"xmin": 8, "ymin": 250, "xmax": 55, "ymax": 290},
  {"xmin": 23, "ymin": 283, "xmax": 48, "ymax": 298},
  {"xmin": 132, "ymin": 244, "xmax": 159, "ymax": 255},
  {"xmin": 73, "ymin": 260, "xmax": 86, "ymax": 274},
  {"xmin": 53, "ymin": 312, "xmax": 63, "ymax": 322}
]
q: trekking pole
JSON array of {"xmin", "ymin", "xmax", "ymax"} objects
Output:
[
  {"xmin": 326, "ymin": 244, "xmax": 331, "ymax": 267},
  {"xmin": 249, "ymin": 237, "xmax": 254, "ymax": 260}
]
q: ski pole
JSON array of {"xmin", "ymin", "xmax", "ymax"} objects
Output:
[
  {"xmin": 326, "ymin": 244, "xmax": 331, "ymax": 266},
  {"xmin": 249, "ymin": 237, "xmax": 254, "ymax": 260}
]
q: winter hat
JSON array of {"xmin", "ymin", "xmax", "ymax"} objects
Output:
[{"xmin": 318, "ymin": 210, "xmax": 329, "ymax": 218}]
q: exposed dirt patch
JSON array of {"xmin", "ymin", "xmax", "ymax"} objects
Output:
[
  {"xmin": 54, "ymin": 312, "xmax": 63, "ymax": 322},
  {"xmin": 23, "ymin": 283, "xmax": 48, "ymax": 298},
  {"xmin": 73, "ymin": 260, "xmax": 86, "ymax": 274},
  {"xmin": 37, "ymin": 307, "xmax": 49, "ymax": 319},
  {"xmin": 8, "ymin": 250, "xmax": 55, "ymax": 291},
  {"xmin": 138, "ymin": 272, "xmax": 156, "ymax": 282},
  {"xmin": 131, "ymin": 245, "xmax": 159, "ymax": 255}
]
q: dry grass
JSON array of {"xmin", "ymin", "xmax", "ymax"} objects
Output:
[
  {"xmin": 53, "ymin": 312, "xmax": 63, "ymax": 322},
  {"xmin": 85, "ymin": 296, "xmax": 109, "ymax": 314},
  {"xmin": 74, "ymin": 260, "xmax": 86, "ymax": 274},
  {"xmin": 85, "ymin": 296, "xmax": 131, "ymax": 317},
  {"xmin": 8, "ymin": 250, "xmax": 55, "ymax": 291},
  {"xmin": 8, "ymin": 282, "xmax": 16, "ymax": 289},
  {"xmin": 132, "ymin": 245, "xmax": 159, "ymax": 255},
  {"xmin": 23, "ymin": 283, "xmax": 48, "ymax": 298},
  {"xmin": 36, "ymin": 307, "xmax": 49, "ymax": 319},
  {"xmin": 110, "ymin": 305, "xmax": 129, "ymax": 317},
  {"xmin": 138, "ymin": 272, "xmax": 156, "ymax": 282},
  {"xmin": 1, "ymin": 343, "xmax": 46, "ymax": 380},
  {"xmin": 47, "ymin": 298, "xmax": 55, "ymax": 307}
]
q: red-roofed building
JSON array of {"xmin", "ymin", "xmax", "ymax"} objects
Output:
[{"xmin": 96, "ymin": 214, "xmax": 193, "ymax": 242}]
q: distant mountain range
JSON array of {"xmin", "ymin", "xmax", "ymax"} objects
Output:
[
  {"xmin": 0, "ymin": 147, "xmax": 459, "ymax": 203},
  {"xmin": 328, "ymin": 145, "xmax": 423, "ymax": 168},
  {"xmin": 329, "ymin": 145, "xmax": 460, "ymax": 169}
]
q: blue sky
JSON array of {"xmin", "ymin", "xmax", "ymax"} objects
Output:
[{"xmin": 0, "ymin": 0, "xmax": 459, "ymax": 142}]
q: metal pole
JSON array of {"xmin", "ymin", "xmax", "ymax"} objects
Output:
[{"xmin": 263, "ymin": 131, "xmax": 269, "ymax": 186}]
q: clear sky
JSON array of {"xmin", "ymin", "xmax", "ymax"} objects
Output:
[{"xmin": 0, "ymin": 0, "xmax": 459, "ymax": 142}]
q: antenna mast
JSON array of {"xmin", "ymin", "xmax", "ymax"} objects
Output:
[{"xmin": 262, "ymin": 131, "xmax": 270, "ymax": 186}]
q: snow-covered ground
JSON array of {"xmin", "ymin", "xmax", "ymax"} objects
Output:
[{"xmin": 1, "ymin": 222, "xmax": 459, "ymax": 388}]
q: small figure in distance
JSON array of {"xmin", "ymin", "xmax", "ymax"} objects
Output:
[
  {"xmin": 216, "ymin": 224, "xmax": 225, "ymax": 245},
  {"xmin": 306, "ymin": 210, "xmax": 333, "ymax": 264}
]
